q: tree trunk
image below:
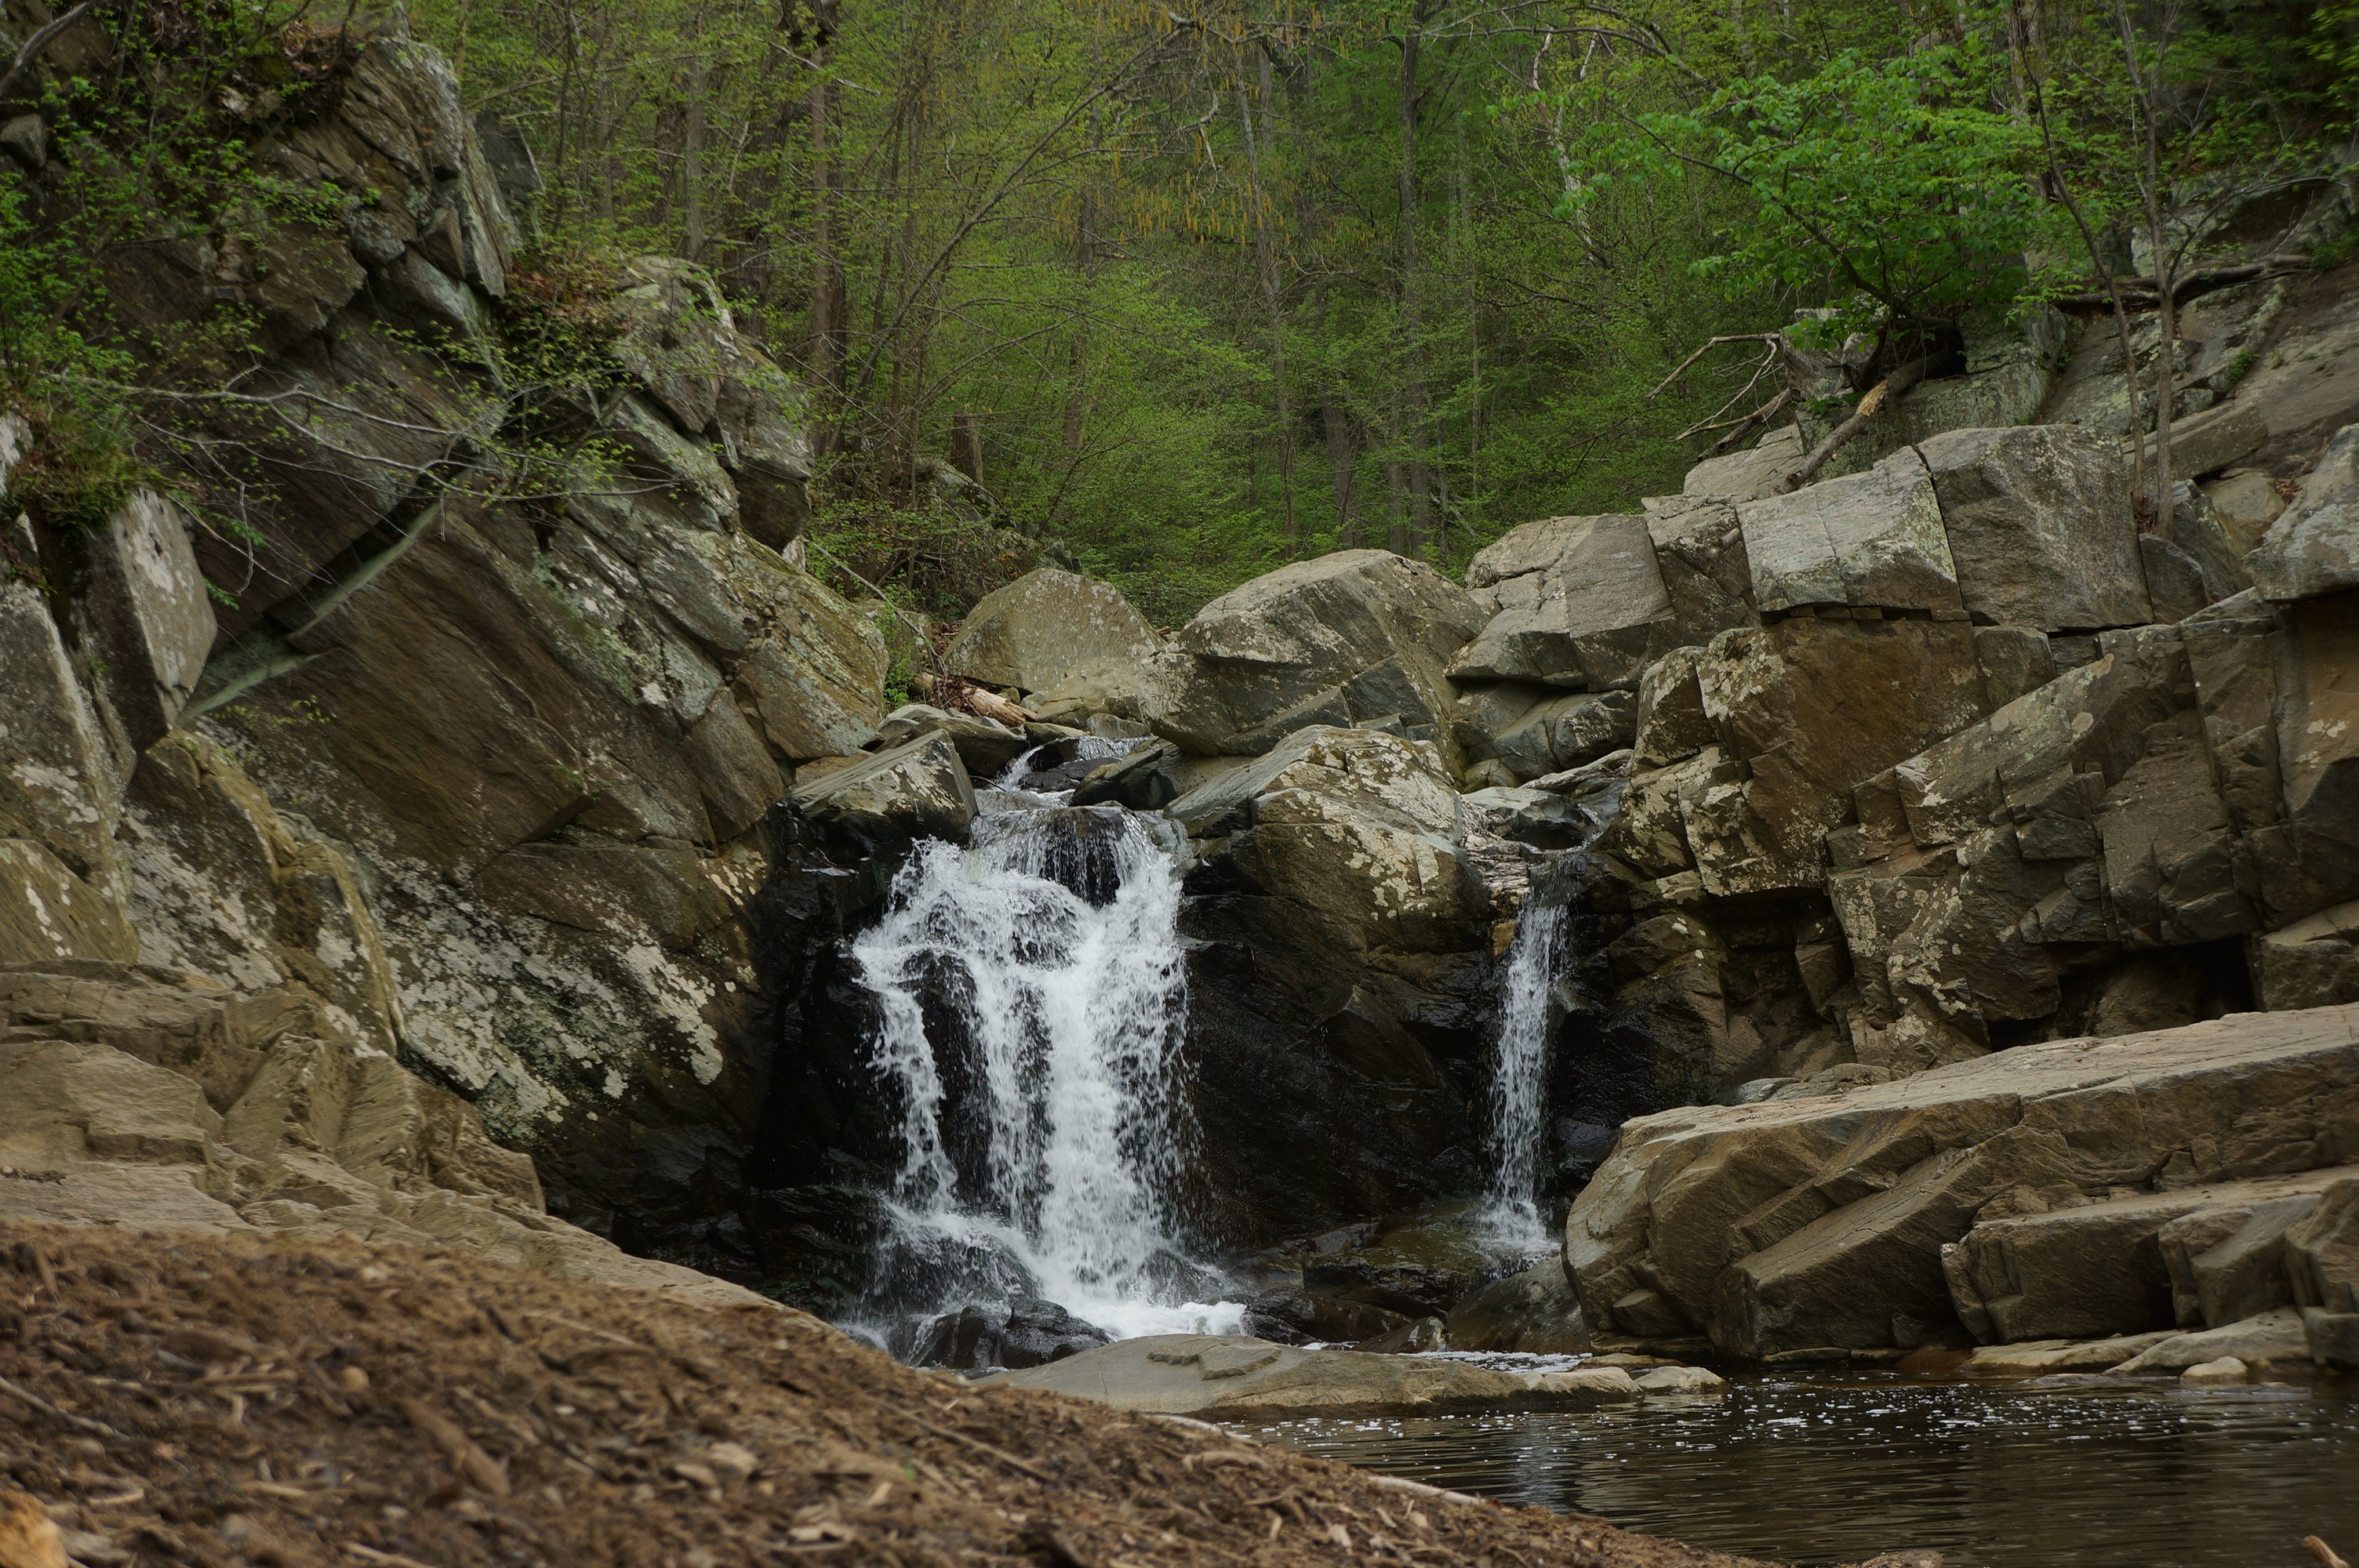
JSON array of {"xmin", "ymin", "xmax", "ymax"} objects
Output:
[
  {"xmin": 683, "ymin": 52, "xmax": 708, "ymax": 261},
  {"xmin": 1394, "ymin": 13, "xmax": 1433, "ymax": 558},
  {"xmin": 2119, "ymin": 1, "xmax": 2176, "ymax": 530},
  {"xmin": 805, "ymin": 0, "xmax": 846, "ymax": 459},
  {"xmin": 1242, "ymin": 54, "xmax": 1299, "ymax": 553},
  {"xmin": 1322, "ymin": 395, "xmax": 1359, "ymax": 546}
]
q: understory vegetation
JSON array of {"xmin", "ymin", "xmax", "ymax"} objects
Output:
[{"xmin": 2, "ymin": 0, "xmax": 2354, "ymax": 618}]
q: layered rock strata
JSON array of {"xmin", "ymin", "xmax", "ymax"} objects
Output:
[{"xmin": 1563, "ymin": 1004, "xmax": 2359, "ymax": 1365}]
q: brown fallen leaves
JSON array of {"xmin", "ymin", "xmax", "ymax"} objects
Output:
[{"xmin": 0, "ymin": 1218, "xmax": 1782, "ymax": 1568}]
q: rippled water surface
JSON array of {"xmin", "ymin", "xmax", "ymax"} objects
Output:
[{"xmin": 1232, "ymin": 1372, "xmax": 2359, "ymax": 1568}]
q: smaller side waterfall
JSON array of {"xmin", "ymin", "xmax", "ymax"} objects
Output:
[
  {"xmin": 848, "ymin": 798, "xmax": 1238, "ymax": 1341},
  {"xmin": 1476, "ymin": 883, "xmax": 1568, "ymax": 1254}
]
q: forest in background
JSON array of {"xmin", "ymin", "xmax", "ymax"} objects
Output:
[{"xmin": 3, "ymin": 0, "xmax": 2356, "ymax": 622}]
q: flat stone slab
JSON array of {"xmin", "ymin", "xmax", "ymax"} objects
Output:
[
  {"xmin": 980, "ymin": 1334, "xmax": 1537, "ymax": 1418},
  {"xmin": 2114, "ymin": 1308, "xmax": 2313, "ymax": 1373},
  {"xmin": 1735, "ymin": 447, "xmax": 1962, "ymax": 615}
]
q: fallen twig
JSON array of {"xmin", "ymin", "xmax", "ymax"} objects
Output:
[
  {"xmin": 905, "ymin": 1414, "xmax": 1056, "ymax": 1483},
  {"xmin": 395, "ymin": 1396, "xmax": 512, "ymax": 1498},
  {"xmin": 0, "ymin": 1374, "xmax": 130, "ymax": 1443}
]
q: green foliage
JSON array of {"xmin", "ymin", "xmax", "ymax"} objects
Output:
[{"xmin": 1567, "ymin": 45, "xmax": 2044, "ymax": 340}]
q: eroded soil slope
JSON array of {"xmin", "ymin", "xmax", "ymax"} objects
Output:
[{"xmin": 0, "ymin": 1220, "xmax": 1794, "ymax": 1568}]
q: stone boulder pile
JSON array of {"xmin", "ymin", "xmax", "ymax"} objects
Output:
[{"xmin": 1561, "ymin": 1004, "xmax": 2359, "ymax": 1371}]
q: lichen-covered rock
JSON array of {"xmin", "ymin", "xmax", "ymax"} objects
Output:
[
  {"xmin": 1916, "ymin": 425, "xmax": 2151, "ymax": 630},
  {"xmin": 67, "ymin": 490, "xmax": 217, "ymax": 749},
  {"xmin": 1449, "ymin": 514, "xmax": 1678, "ymax": 689},
  {"xmin": 1138, "ymin": 550, "xmax": 1484, "ymax": 760},
  {"xmin": 792, "ymin": 731, "xmax": 976, "ymax": 838},
  {"xmin": 1172, "ymin": 727, "xmax": 1494, "ymax": 1239},
  {"xmin": 1684, "ymin": 618, "xmax": 1987, "ymax": 898},
  {"xmin": 944, "ymin": 568, "xmax": 1161, "ymax": 695},
  {"xmin": 1735, "ymin": 448, "xmax": 1961, "ymax": 615}
]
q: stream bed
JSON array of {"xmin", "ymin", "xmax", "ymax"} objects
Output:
[{"xmin": 1230, "ymin": 1370, "xmax": 2359, "ymax": 1568}]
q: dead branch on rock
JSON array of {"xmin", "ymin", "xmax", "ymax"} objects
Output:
[
  {"xmin": 1648, "ymin": 333, "xmax": 1785, "ymax": 401},
  {"xmin": 1776, "ymin": 356, "xmax": 1931, "ymax": 493},
  {"xmin": 2045, "ymin": 253, "xmax": 2314, "ymax": 315}
]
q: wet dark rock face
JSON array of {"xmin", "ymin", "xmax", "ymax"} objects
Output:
[{"xmin": 900, "ymin": 1298, "xmax": 1114, "ymax": 1372}]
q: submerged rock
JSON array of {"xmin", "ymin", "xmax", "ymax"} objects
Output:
[{"xmin": 1445, "ymin": 1258, "xmax": 1592, "ymax": 1354}]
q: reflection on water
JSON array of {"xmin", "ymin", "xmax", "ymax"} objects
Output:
[{"xmin": 1232, "ymin": 1372, "xmax": 2359, "ymax": 1568}]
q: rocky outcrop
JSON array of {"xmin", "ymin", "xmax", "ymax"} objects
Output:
[
  {"xmin": 1136, "ymin": 551, "xmax": 1485, "ymax": 761},
  {"xmin": 944, "ymin": 567, "xmax": 1163, "ymax": 695},
  {"xmin": 0, "ymin": 24, "xmax": 901, "ymax": 1286},
  {"xmin": 0, "ymin": 956, "xmax": 757, "ymax": 1305},
  {"xmin": 1562, "ymin": 1004, "xmax": 2359, "ymax": 1361},
  {"xmin": 1171, "ymin": 727, "xmax": 1498, "ymax": 1240}
]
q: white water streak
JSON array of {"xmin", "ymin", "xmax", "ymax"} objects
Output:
[
  {"xmin": 1478, "ymin": 889, "xmax": 1566, "ymax": 1254},
  {"xmin": 851, "ymin": 807, "xmax": 1235, "ymax": 1334}
]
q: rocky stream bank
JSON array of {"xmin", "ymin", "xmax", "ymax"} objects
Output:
[{"xmin": 3, "ymin": 17, "xmax": 2359, "ymax": 1568}]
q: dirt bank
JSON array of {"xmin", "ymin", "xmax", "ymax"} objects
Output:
[{"xmin": 0, "ymin": 1219, "xmax": 1908, "ymax": 1568}]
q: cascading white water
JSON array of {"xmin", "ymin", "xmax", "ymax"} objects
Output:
[
  {"xmin": 849, "ymin": 791, "xmax": 1241, "ymax": 1339},
  {"xmin": 1477, "ymin": 882, "xmax": 1569, "ymax": 1255}
]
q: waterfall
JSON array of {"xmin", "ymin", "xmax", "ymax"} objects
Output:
[
  {"xmin": 848, "ymin": 792, "xmax": 1239, "ymax": 1340},
  {"xmin": 1478, "ymin": 881, "xmax": 1568, "ymax": 1254}
]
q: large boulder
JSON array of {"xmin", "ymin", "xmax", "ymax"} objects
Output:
[
  {"xmin": 1562, "ymin": 1004, "xmax": 2359, "ymax": 1361},
  {"xmin": 1450, "ymin": 682, "xmax": 1634, "ymax": 786},
  {"xmin": 791, "ymin": 731, "xmax": 976, "ymax": 838},
  {"xmin": 2284, "ymin": 1177, "xmax": 2359, "ymax": 1369},
  {"xmin": 1915, "ymin": 425, "xmax": 2152, "ymax": 630},
  {"xmin": 1735, "ymin": 447, "xmax": 1961, "ymax": 615},
  {"xmin": 2252, "ymin": 424, "xmax": 2359, "ymax": 602},
  {"xmin": 1449, "ymin": 514, "xmax": 1681, "ymax": 689},
  {"xmin": 1170, "ymin": 728, "xmax": 1495, "ymax": 1240},
  {"xmin": 943, "ymin": 568, "xmax": 1161, "ymax": 694},
  {"xmin": 1170, "ymin": 726, "xmax": 1478, "ymax": 949},
  {"xmin": 1943, "ymin": 1168, "xmax": 2355, "ymax": 1344},
  {"xmin": 1136, "ymin": 550, "xmax": 1485, "ymax": 759},
  {"xmin": 1683, "ymin": 426, "xmax": 1804, "ymax": 503},
  {"xmin": 65, "ymin": 489, "xmax": 218, "ymax": 749}
]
